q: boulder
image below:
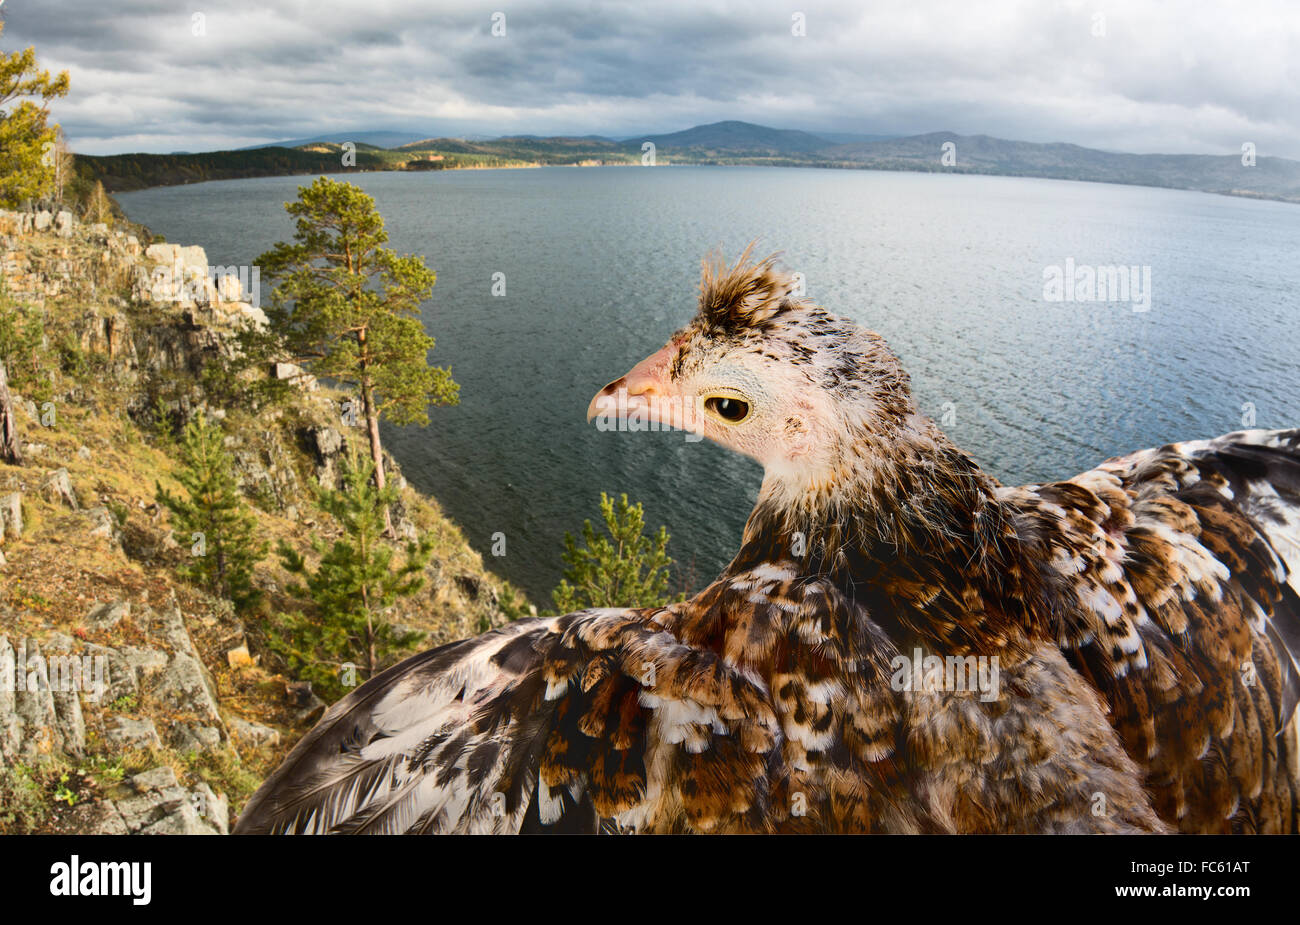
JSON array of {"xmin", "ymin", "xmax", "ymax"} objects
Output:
[
  {"xmin": 151, "ymin": 599, "xmax": 197, "ymax": 652},
  {"xmin": 168, "ymin": 723, "xmax": 221, "ymax": 754},
  {"xmin": 86, "ymin": 505, "xmax": 120, "ymax": 542},
  {"xmin": 0, "ymin": 492, "xmax": 22, "ymax": 539},
  {"xmin": 40, "ymin": 468, "xmax": 78, "ymax": 509},
  {"xmin": 105, "ymin": 716, "xmax": 162, "ymax": 749},
  {"xmin": 54, "ymin": 210, "xmax": 74, "ymax": 238},
  {"xmin": 120, "ymin": 645, "xmax": 168, "ymax": 680},
  {"xmin": 0, "ymin": 636, "xmax": 23, "ymax": 759},
  {"xmin": 312, "ymin": 426, "xmax": 343, "ymax": 459},
  {"xmin": 228, "ymin": 716, "xmax": 280, "ymax": 748},
  {"xmin": 8, "ymin": 635, "xmax": 90, "ymax": 759},
  {"xmin": 8, "ymin": 640, "xmax": 62, "ymax": 760},
  {"xmin": 64, "ymin": 800, "xmax": 130, "ymax": 835},
  {"xmin": 138, "ymin": 244, "xmax": 212, "ymax": 306},
  {"xmin": 85, "ymin": 600, "xmax": 130, "ymax": 631},
  {"xmin": 42, "ymin": 631, "xmax": 77, "ymax": 652},
  {"xmin": 33, "ymin": 211, "xmax": 52, "ymax": 232},
  {"xmin": 178, "ymin": 245, "xmax": 208, "ymax": 272},
  {"xmin": 127, "ymin": 765, "xmax": 183, "ymax": 793},
  {"xmin": 191, "ymin": 781, "xmax": 229, "ymax": 835},
  {"xmin": 154, "ymin": 654, "xmax": 222, "ymax": 726},
  {"xmin": 144, "ymin": 243, "xmax": 207, "ymax": 271},
  {"xmin": 51, "ymin": 687, "xmax": 85, "ymax": 758},
  {"xmin": 0, "ymin": 633, "xmax": 96, "ymax": 763},
  {"xmin": 0, "ymin": 638, "xmax": 14, "ymax": 708},
  {"xmin": 139, "ymin": 799, "xmax": 219, "ymax": 835},
  {"xmin": 114, "ymin": 766, "xmax": 188, "ymax": 832},
  {"xmin": 85, "ymin": 644, "xmax": 137, "ymax": 703},
  {"xmin": 143, "ymin": 243, "xmax": 176, "ymax": 264},
  {"xmin": 270, "ymin": 361, "xmax": 318, "ymax": 390}
]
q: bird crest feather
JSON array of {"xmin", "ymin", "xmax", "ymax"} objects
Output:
[{"xmin": 698, "ymin": 244, "xmax": 803, "ymax": 333}]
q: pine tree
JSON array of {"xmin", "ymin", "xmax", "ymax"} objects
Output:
[
  {"xmin": 155, "ymin": 411, "xmax": 267, "ymax": 612},
  {"xmin": 549, "ymin": 492, "xmax": 679, "ymax": 614},
  {"xmin": 0, "ymin": 24, "xmax": 70, "ymax": 207},
  {"xmin": 256, "ymin": 177, "xmax": 458, "ymax": 534},
  {"xmin": 271, "ymin": 452, "xmax": 430, "ymax": 701}
]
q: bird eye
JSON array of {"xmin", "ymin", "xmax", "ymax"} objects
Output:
[{"xmin": 705, "ymin": 395, "xmax": 750, "ymax": 423}]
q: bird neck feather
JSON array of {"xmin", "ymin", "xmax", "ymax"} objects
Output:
[{"xmin": 733, "ymin": 418, "xmax": 1060, "ymax": 656}]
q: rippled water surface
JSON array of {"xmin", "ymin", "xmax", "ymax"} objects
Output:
[{"xmin": 119, "ymin": 167, "xmax": 1300, "ymax": 601}]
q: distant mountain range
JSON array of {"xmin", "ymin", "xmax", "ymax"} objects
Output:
[
  {"xmin": 637, "ymin": 121, "xmax": 834, "ymax": 154},
  {"xmin": 238, "ymin": 131, "xmax": 435, "ymax": 150},
  {"xmin": 81, "ymin": 121, "xmax": 1300, "ymax": 204}
]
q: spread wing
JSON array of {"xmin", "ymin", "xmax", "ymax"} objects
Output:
[
  {"xmin": 1005, "ymin": 428, "xmax": 1300, "ymax": 832},
  {"xmin": 232, "ymin": 603, "xmax": 790, "ymax": 834},
  {"xmin": 233, "ymin": 567, "xmax": 899, "ymax": 835},
  {"xmin": 233, "ymin": 612, "xmax": 647, "ymax": 834}
]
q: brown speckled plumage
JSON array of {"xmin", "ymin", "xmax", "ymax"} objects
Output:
[{"xmin": 235, "ymin": 252, "xmax": 1300, "ymax": 834}]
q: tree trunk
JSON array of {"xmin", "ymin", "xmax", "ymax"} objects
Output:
[
  {"xmin": 358, "ymin": 381, "xmax": 394, "ymax": 537},
  {"xmin": 366, "ymin": 617, "xmax": 377, "ymax": 681},
  {"xmin": 0, "ymin": 361, "xmax": 23, "ymax": 466},
  {"xmin": 214, "ymin": 544, "xmax": 228, "ymax": 599},
  {"xmin": 354, "ymin": 329, "xmax": 394, "ymax": 537},
  {"xmin": 361, "ymin": 580, "xmax": 377, "ymax": 680}
]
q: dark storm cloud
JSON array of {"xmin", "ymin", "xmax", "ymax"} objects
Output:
[{"xmin": 3, "ymin": 0, "xmax": 1297, "ymax": 157}]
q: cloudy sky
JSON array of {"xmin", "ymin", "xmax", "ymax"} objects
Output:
[{"xmin": 5, "ymin": 0, "xmax": 1298, "ymax": 157}]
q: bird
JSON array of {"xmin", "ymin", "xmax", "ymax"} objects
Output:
[{"xmin": 234, "ymin": 248, "xmax": 1300, "ymax": 834}]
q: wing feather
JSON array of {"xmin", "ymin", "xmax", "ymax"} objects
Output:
[
  {"xmin": 234, "ymin": 616, "xmax": 589, "ymax": 834},
  {"xmin": 1013, "ymin": 428, "xmax": 1300, "ymax": 832}
]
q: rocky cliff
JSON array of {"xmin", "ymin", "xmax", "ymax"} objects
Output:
[{"xmin": 0, "ymin": 208, "xmax": 525, "ymax": 833}]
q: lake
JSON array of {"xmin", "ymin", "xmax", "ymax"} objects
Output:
[{"xmin": 118, "ymin": 166, "xmax": 1300, "ymax": 604}]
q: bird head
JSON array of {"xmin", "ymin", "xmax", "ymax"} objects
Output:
[{"xmin": 588, "ymin": 248, "xmax": 920, "ymax": 497}]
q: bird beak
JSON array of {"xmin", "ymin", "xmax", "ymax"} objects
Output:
[{"xmin": 586, "ymin": 340, "xmax": 701, "ymax": 435}]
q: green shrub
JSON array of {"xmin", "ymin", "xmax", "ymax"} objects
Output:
[
  {"xmin": 155, "ymin": 410, "xmax": 268, "ymax": 612},
  {"xmin": 0, "ymin": 763, "xmax": 52, "ymax": 833},
  {"xmin": 270, "ymin": 452, "xmax": 430, "ymax": 701},
  {"xmin": 549, "ymin": 492, "xmax": 680, "ymax": 614}
]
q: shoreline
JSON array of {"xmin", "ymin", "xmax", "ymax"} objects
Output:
[{"xmin": 107, "ymin": 159, "xmax": 1300, "ymax": 207}]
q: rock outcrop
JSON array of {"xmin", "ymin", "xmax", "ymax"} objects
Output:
[
  {"xmin": 0, "ymin": 207, "xmax": 521, "ymax": 834},
  {"xmin": 0, "ymin": 594, "xmax": 238, "ymax": 832}
]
